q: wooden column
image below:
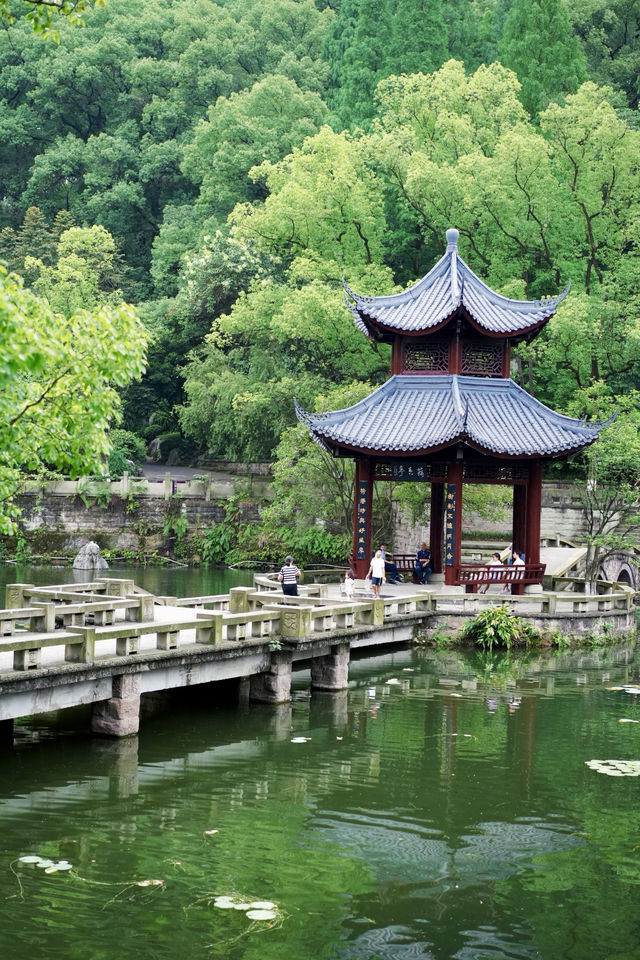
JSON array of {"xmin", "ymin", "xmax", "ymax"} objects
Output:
[
  {"xmin": 525, "ymin": 462, "xmax": 542, "ymax": 565},
  {"xmin": 430, "ymin": 482, "xmax": 444, "ymax": 574},
  {"xmin": 444, "ymin": 460, "xmax": 463, "ymax": 586},
  {"xmin": 352, "ymin": 458, "xmax": 373, "ymax": 579},
  {"xmin": 512, "ymin": 483, "xmax": 527, "ymax": 560}
]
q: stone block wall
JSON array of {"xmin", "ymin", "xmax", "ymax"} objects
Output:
[{"xmin": 8, "ymin": 494, "xmax": 258, "ymax": 554}]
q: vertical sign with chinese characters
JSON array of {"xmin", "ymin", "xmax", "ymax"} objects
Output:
[
  {"xmin": 445, "ymin": 483, "xmax": 456, "ymax": 567},
  {"xmin": 356, "ymin": 480, "xmax": 369, "ymax": 561}
]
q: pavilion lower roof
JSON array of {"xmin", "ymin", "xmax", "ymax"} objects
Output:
[{"xmin": 296, "ymin": 375, "xmax": 605, "ymax": 458}]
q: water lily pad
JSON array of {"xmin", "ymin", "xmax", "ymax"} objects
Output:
[
  {"xmin": 246, "ymin": 909, "xmax": 277, "ymax": 921},
  {"xmin": 290, "ymin": 737, "xmax": 310, "ymax": 743},
  {"xmin": 249, "ymin": 900, "xmax": 276, "ymax": 910},
  {"xmin": 618, "ymin": 718, "xmax": 639, "ymax": 723},
  {"xmin": 18, "ymin": 856, "xmax": 43, "ymax": 864},
  {"xmin": 385, "ymin": 678, "xmax": 400, "ymax": 685},
  {"xmin": 624, "ymin": 686, "xmax": 640, "ymax": 694},
  {"xmin": 53, "ymin": 862, "xmax": 73, "ymax": 871},
  {"xmin": 586, "ymin": 759, "xmax": 640, "ymax": 776},
  {"xmin": 36, "ymin": 859, "xmax": 54, "ymax": 869},
  {"xmin": 213, "ymin": 898, "xmax": 236, "ymax": 909},
  {"xmin": 232, "ymin": 902, "xmax": 252, "ymax": 910},
  {"xmin": 204, "ymin": 829, "xmax": 219, "ymax": 835}
]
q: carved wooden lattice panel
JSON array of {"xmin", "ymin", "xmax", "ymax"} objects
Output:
[
  {"xmin": 461, "ymin": 341, "xmax": 503, "ymax": 376},
  {"xmin": 404, "ymin": 341, "xmax": 449, "ymax": 373}
]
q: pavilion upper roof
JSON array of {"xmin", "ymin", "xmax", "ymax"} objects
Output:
[
  {"xmin": 296, "ymin": 375, "xmax": 606, "ymax": 459},
  {"xmin": 344, "ymin": 229, "xmax": 569, "ymax": 339}
]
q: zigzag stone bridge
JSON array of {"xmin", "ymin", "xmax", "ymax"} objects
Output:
[{"xmin": 0, "ymin": 573, "xmax": 635, "ymax": 740}]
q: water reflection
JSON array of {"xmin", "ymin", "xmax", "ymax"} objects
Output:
[{"xmin": 1, "ymin": 643, "xmax": 640, "ymax": 960}]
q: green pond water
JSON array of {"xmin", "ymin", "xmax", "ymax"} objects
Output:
[{"xmin": 1, "ymin": 567, "xmax": 640, "ymax": 959}]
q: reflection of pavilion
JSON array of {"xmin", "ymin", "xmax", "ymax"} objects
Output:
[{"xmin": 297, "ymin": 230, "xmax": 606, "ymax": 583}]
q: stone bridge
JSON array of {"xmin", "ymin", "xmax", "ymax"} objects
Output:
[{"xmin": 0, "ymin": 575, "xmax": 635, "ymax": 742}]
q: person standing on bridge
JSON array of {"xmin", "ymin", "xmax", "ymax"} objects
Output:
[
  {"xmin": 278, "ymin": 555, "xmax": 300, "ymax": 596},
  {"xmin": 367, "ymin": 549, "xmax": 386, "ymax": 598}
]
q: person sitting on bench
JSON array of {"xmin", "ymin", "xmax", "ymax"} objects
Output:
[
  {"xmin": 414, "ymin": 542, "xmax": 431, "ymax": 584},
  {"xmin": 478, "ymin": 552, "xmax": 503, "ymax": 593},
  {"xmin": 380, "ymin": 544, "xmax": 401, "ymax": 583}
]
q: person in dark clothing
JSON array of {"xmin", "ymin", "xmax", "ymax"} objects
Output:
[
  {"xmin": 414, "ymin": 542, "xmax": 431, "ymax": 583},
  {"xmin": 380, "ymin": 544, "xmax": 401, "ymax": 583}
]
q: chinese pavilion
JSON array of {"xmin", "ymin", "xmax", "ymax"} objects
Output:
[{"xmin": 296, "ymin": 229, "xmax": 606, "ymax": 584}]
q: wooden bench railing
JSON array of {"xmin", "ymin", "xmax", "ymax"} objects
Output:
[{"xmin": 455, "ymin": 563, "xmax": 546, "ymax": 595}]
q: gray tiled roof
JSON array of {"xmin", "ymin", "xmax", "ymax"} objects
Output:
[
  {"xmin": 344, "ymin": 229, "xmax": 569, "ymax": 337},
  {"xmin": 296, "ymin": 375, "xmax": 604, "ymax": 457}
]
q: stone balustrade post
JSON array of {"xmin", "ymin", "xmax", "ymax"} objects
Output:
[
  {"xmin": 91, "ymin": 673, "xmax": 141, "ymax": 737},
  {"xmin": 279, "ymin": 605, "xmax": 312, "ymax": 639},
  {"xmin": 5, "ymin": 583, "xmax": 33, "ymax": 609},
  {"xmin": 229, "ymin": 587, "xmax": 253, "ymax": 614}
]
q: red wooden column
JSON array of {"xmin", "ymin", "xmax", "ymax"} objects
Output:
[
  {"xmin": 512, "ymin": 483, "xmax": 527, "ymax": 560},
  {"xmin": 429, "ymin": 482, "xmax": 444, "ymax": 574},
  {"xmin": 525, "ymin": 462, "xmax": 542, "ymax": 565},
  {"xmin": 444, "ymin": 460, "xmax": 463, "ymax": 586},
  {"xmin": 352, "ymin": 458, "xmax": 374, "ymax": 579}
]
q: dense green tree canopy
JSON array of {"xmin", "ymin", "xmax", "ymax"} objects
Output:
[
  {"xmin": 2, "ymin": 0, "xmax": 639, "ymax": 506},
  {"xmin": 0, "ymin": 268, "xmax": 146, "ymax": 531},
  {"xmin": 499, "ymin": 0, "xmax": 587, "ymax": 115}
]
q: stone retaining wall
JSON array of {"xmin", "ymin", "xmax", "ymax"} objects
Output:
[{"xmin": 7, "ymin": 494, "xmax": 258, "ymax": 554}]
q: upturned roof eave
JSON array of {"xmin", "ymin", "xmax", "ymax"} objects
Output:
[
  {"xmin": 353, "ymin": 302, "xmax": 553, "ymax": 342},
  {"xmin": 301, "ymin": 431, "xmax": 600, "ymax": 462}
]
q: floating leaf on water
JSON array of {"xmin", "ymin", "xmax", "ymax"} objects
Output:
[
  {"xmin": 619, "ymin": 718, "xmax": 639, "ymax": 723},
  {"xmin": 213, "ymin": 896, "xmax": 235, "ymax": 906},
  {"xmin": 606, "ymin": 686, "xmax": 623, "ymax": 691},
  {"xmin": 44, "ymin": 866, "xmax": 59, "ymax": 874},
  {"xmin": 232, "ymin": 903, "xmax": 252, "ymax": 910},
  {"xmin": 402, "ymin": 668, "xmax": 414, "ymax": 672},
  {"xmin": 586, "ymin": 759, "xmax": 640, "ymax": 777},
  {"xmin": 623, "ymin": 686, "xmax": 640, "ymax": 694},
  {"xmin": 290, "ymin": 737, "xmax": 310, "ymax": 743},
  {"xmin": 204, "ymin": 829, "xmax": 219, "ymax": 835},
  {"xmin": 136, "ymin": 879, "xmax": 163, "ymax": 887},
  {"xmin": 385, "ymin": 679, "xmax": 400, "ymax": 685},
  {"xmin": 249, "ymin": 900, "xmax": 276, "ymax": 910},
  {"xmin": 36, "ymin": 859, "xmax": 54, "ymax": 869},
  {"xmin": 336, "ymin": 736, "xmax": 343, "ymax": 740},
  {"xmin": 246, "ymin": 909, "xmax": 277, "ymax": 921},
  {"xmin": 18, "ymin": 856, "xmax": 42, "ymax": 864}
]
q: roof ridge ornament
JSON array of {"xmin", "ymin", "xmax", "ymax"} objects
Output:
[{"xmin": 445, "ymin": 228, "xmax": 459, "ymax": 251}]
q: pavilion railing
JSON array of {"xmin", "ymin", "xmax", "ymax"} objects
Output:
[{"xmin": 454, "ymin": 562, "xmax": 546, "ymax": 595}]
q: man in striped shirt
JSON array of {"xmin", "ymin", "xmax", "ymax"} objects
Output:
[{"xmin": 278, "ymin": 555, "xmax": 301, "ymax": 596}]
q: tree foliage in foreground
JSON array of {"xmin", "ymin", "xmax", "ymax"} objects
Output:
[{"xmin": 0, "ymin": 268, "xmax": 146, "ymax": 532}]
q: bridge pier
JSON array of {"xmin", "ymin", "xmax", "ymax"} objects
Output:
[
  {"xmin": 250, "ymin": 650, "xmax": 293, "ymax": 704},
  {"xmin": 0, "ymin": 718, "xmax": 13, "ymax": 744},
  {"xmin": 310, "ymin": 642, "xmax": 350, "ymax": 692},
  {"xmin": 310, "ymin": 689, "xmax": 348, "ymax": 730},
  {"xmin": 91, "ymin": 674, "xmax": 141, "ymax": 737}
]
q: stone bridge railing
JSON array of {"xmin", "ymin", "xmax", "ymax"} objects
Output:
[{"xmin": 0, "ymin": 575, "xmax": 636, "ymax": 740}]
